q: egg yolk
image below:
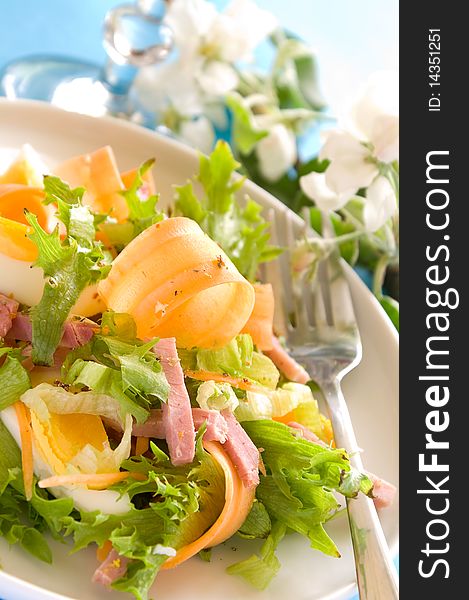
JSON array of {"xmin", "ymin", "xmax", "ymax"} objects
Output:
[
  {"xmin": 0, "ymin": 184, "xmax": 57, "ymax": 262},
  {"xmin": 31, "ymin": 412, "xmax": 109, "ymax": 475}
]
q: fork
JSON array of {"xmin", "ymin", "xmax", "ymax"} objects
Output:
[{"xmin": 265, "ymin": 207, "xmax": 399, "ymax": 600}]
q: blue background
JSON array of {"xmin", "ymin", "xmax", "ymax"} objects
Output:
[
  {"xmin": 0, "ymin": 1, "xmax": 398, "ymax": 598},
  {"xmin": 0, "ymin": 0, "xmax": 398, "ymax": 117}
]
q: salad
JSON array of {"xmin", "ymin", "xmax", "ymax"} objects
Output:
[{"xmin": 0, "ymin": 141, "xmax": 395, "ymax": 599}]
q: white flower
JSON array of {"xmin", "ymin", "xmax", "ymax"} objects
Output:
[
  {"xmin": 179, "ymin": 116, "xmax": 215, "ymax": 154},
  {"xmin": 137, "ymin": 61, "xmax": 204, "ymax": 116},
  {"xmin": 299, "ymin": 171, "xmax": 397, "ymax": 233},
  {"xmin": 363, "ymin": 176, "xmax": 397, "ymax": 232},
  {"xmin": 349, "ymin": 71, "xmax": 399, "ymax": 163},
  {"xmin": 256, "ymin": 124, "xmax": 297, "ymax": 182},
  {"xmin": 210, "ymin": 0, "xmax": 278, "ymax": 63},
  {"xmin": 136, "ymin": 0, "xmax": 277, "ymax": 116},
  {"xmin": 195, "ymin": 60, "xmax": 238, "ymax": 97},
  {"xmin": 300, "ymin": 172, "xmax": 351, "ymax": 212},
  {"xmin": 320, "ymin": 131, "xmax": 379, "ymax": 195},
  {"xmin": 165, "ymin": 0, "xmax": 219, "ymax": 59}
]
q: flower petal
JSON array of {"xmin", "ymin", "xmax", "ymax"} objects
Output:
[
  {"xmin": 212, "ymin": 0, "xmax": 278, "ymax": 62},
  {"xmin": 363, "ymin": 176, "xmax": 397, "ymax": 232},
  {"xmin": 179, "ymin": 117, "xmax": 215, "ymax": 154},
  {"xmin": 166, "ymin": 0, "xmax": 218, "ymax": 53},
  {"xmin": 371, "ymin": 114, "xmax": 399, "ymax": 163},
  {"xmin": 196, "ymin": 61, "xmax": 239, "ymax": 97},
  {"xmin": 350, "ymin": 71, "xmax": 399, "ymax": 143},
  {"xmin": 299, "ymin": 172, "xmax": 350, "ymax": 212},
  {"xmin": 256, "ymin": 124, "xmax": 297, "ymax": 182},
  {"xmin": 320, "ymin": 131, "xmax": 378, "ymax": 194}
]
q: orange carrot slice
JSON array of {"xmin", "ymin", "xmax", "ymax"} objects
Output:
[
  {"xmin": 53, "ymin": 146, "xmax": 128, "ymax": 222},
  {"xmin": 96, "ymin": 540, "xmax": 113, "ymax": 562},
  {"xmin": 184, "ymin": 369, "xmax": 265, "ymax": 392},
  {"xmin": 162, "ymin": 441, "xmax": 256, "ymax": 569},
  {"xmin": 242, "ymin": 283, "xmax": 275, "ymax": 350},
  {"xmin": 98, "ymin": 217, "xmax": 255, "ymax": 348},
  {"xmin": 121, "ymin": 166, "xmax": 156, "ymax": 198},
  {"xmin": 13, "ymin": 401, "xmax": 34, "ymax": 501},
  {"xmin": 38, "ymin": 471, "xmax": 145, "ymax": 490},
  {"xmin": 135, "ymin": 436, "xmax": 149, "ymax": 455}
]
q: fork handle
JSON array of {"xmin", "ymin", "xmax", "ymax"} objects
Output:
[{"xmin": 322, "ymin": 379, "xmax": 399, "ymax": 600}]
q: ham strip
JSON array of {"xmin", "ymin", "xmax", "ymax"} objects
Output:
[
  {"xmin": 154, "ymin": 338, "xmax": 195, "ymax": 465},
  {"xmin": 93, "ymin": 549, "xmax": 130, "ymax": 587},
  {"xmin": 368, "ymin": 474, "xmax": 397, "ymax": 510},
  {"xmin": 288, "ymin": 421, "xmax": 326, "ymax": 445},
  {"xmin": 0, "ymin": 293, "xmax": 19, "ymax": 337},
  {"xmin": 221, "ymin": 409, "xmax": 260, "ymax": 488},
  {"xmin": 131, "ymin": 407, "xmax": 228, "ymax": 443},
  {"xmin": 288, "ymin": 421, "xmax": 396, "ymax": 509},
  {"xmin": 5, "ymin": 313, "xmax": 95, "ymax": 348},
  {"xmin": 264, "ymin": 336, "xmax": 310, "ymax": 384}
]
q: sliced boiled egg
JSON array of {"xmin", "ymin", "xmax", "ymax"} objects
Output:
[
  {"xmin": 0, "ymin": 144, "xmax": 50, "ymax": 188},
  {"xmin": 0, "ymin": 383, "xmax": 133, "ymax": 515},
  {"xmin": 0, "ymin": 147, "xmax": 106, "ymax": 315}
]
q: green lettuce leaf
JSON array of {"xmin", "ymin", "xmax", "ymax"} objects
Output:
[
  {"xmin": 62, "ymin": 312, "xmax": 169, "ymax": 423},
  {"xmin": 174, "ymin": 141, "xmax": 282, "ymax": 281},
  {"xmin": 179, "ymin": 334, "xmax": 280, "ymax": 389},
  {"xmin": 237, "ymin": 500, "xmax": 272, "ymax": 540},
  {"xmin": 235, "ymin": 382, "xmax": 318, "ymax": 421},
  {"xmin": 63, "ymin": 432, "xmax": 226, "ymax": 600},
  {"xmin": 25, "ymin": 176, "xmax": 112, "ymax": 366},
  {"xmin": 241, "ymin": 420, "xmax": 373, "ymax": 564},
  {"xmin": 101, "ymin": 159, "xmax": 164, "ymax": 250},
  {"xmin": 0, "ymin": 418, "xmax": 73, "ymax": 562},
  {"xmin": 227, "ymin": 521, "xmax": 286, "ymax": 590},
  {"xmin": 0, "ymin": 346, "xmax": 31, "ymax": 410}
]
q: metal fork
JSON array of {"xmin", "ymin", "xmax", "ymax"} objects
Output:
[{"xmin": 264, "ymin": 207, "xmax": 399, "ymax": 600}]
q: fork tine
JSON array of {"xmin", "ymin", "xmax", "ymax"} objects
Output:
[
  {"xmin": 284, "ymin": 214, "xmax": 312, "ymax": 333},
  {"xmin": 313, "ymin": 261, "xmax": 330, "ymax": 328},
  {"xmin": 320, "ymin": 213, "xmax": 358, "ymax": 330},
  {"xmin": 264, "ymin": 208, "xmax": 291, "ymax": 336}
]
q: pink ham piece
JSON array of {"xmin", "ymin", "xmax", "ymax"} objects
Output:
[
  {"xmin": 93, "ymin": 549, "xmax": 130, "ymax": 587},
  {"xmin": 5, "ymin": 312, "xmax": 96, "ymax": 348},
  {"xmin": 131, "ymin": 407, "xmax": 229, "ymax": 443},
  {"xmin": 287, "ymin": 421, "xmax": 327, "ymax": 445},
  {"xmin": 0, "ymin": 293, "xmax": 19, "ymax": 338},
  {"xmin": 154, "ymin": 338, "xmax": 195, "ymax": 466},
  {"xmin": 368, "ymin": 474, "xmax": 397, "ymax": 510},
  {"xmin": 264, "ymin": 335, "xmax": 310, "ymax": 384},
  {"xmin": 288, "ymin": 421, "xmax": 396, "ymax": 509},
  {"xmin": 221, "ymin": 409, "xmax": 260, "ymax": 488}
]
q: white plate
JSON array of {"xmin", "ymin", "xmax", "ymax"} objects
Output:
[{"xmin": 0, "ymin": 99, "xmax": 398, "ymax": 600}]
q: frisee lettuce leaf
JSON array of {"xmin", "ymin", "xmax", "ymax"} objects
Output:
[
  {"xmin": 179, "ymin": 334, "xmax": 280, "ymax": 390},
  {"xmin": 174, "ymin": 140, "xmax": 282, "ymax": 281},
  {"xmin": 1, "ymin": 416, "xmax": 226, "ymax": 600},
  {"xmin": 227, "ymin": 521, "xmax": 286, "ymax": 590},
  {"xmin": 235, "ymin": 382, "xmax": 318, "ymax": 422},
  {"xmin": 0, "ymin": 346, "xmax": 31, "ymax": 410},
  {"xmin": 62, "ymin": 312, "xmax": 169, "ymax": 423},
  {"xmin": 0, "ymin": 418, "xmax": 74, "ymax": 562},
  {"xmin": 237, "ymin": 500, "xmax": 272, "ymax": 540},
  {"xmin": 62, "ymin": 431, "xmax": 226, "ymax": 600},
  {"xmin": 100, "ymin": 160, "xmax": 164, "ymax": 250},
  {"xmin": 25, "ymin": 176, "xmax": 112, "ymax": 366},
  {"xmin": 241, "ymin": 420, "xmax": 373, "ymax": 564}
]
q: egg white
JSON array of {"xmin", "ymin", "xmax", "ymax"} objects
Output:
[
  {"xmin": 0, "ymin": 253, "xmax": 44, "ymax": 306},
  {"xmin": 0, "ymin": 406, "xmax": 132, "ymax": 515},
  {"xmin": 0, "ymin": 252, "xmax": 105, "ymax": 317}
]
